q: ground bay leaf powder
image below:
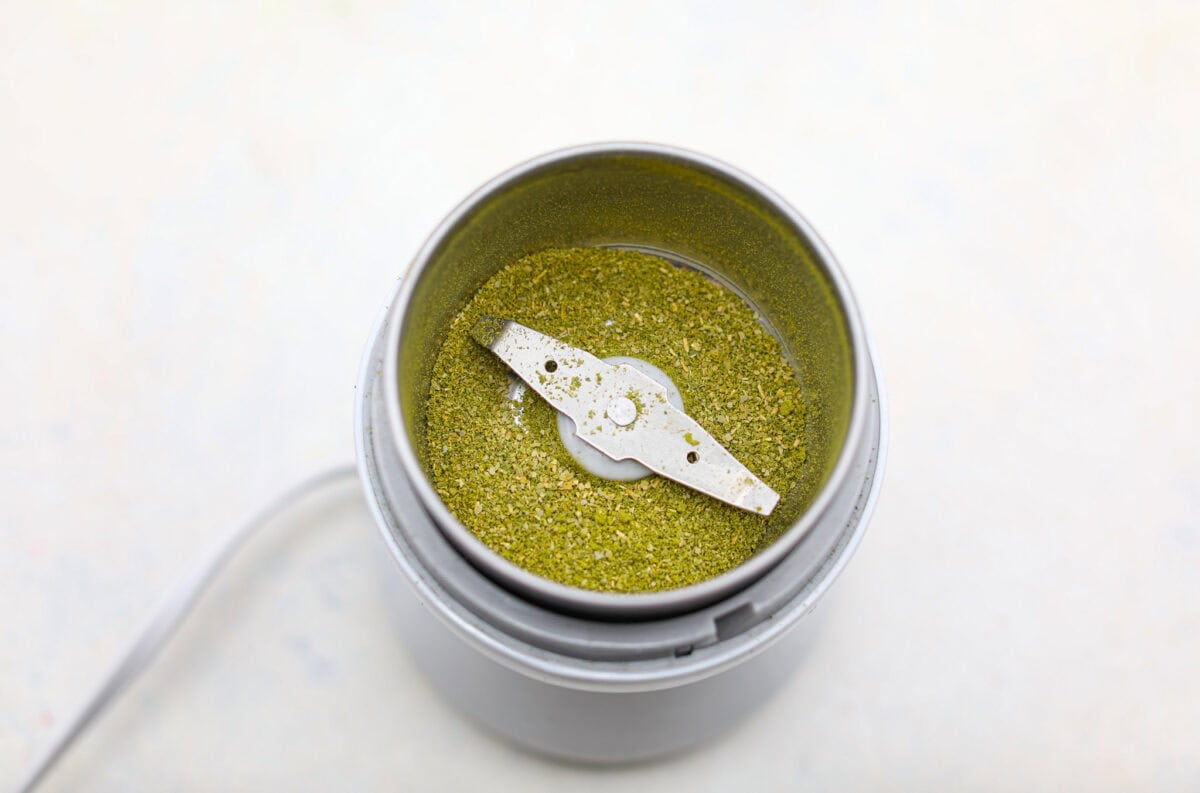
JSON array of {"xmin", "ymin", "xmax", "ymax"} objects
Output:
[{"xmin": 425, "ymin": 247, "xmax": 817, "ymax": 593}]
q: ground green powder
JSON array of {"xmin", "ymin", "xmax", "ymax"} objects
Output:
[{"xmin": 425, "ymin": 247, "xmax": 816, "ymax": 593}]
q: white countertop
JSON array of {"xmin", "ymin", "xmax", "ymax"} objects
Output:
[{"xmin": 3, "ymin": 2, "xmax": 1198, "ymax": 790}]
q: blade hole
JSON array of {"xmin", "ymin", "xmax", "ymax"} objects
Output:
[
  {"xmin": 686, "ymin": 451, "xmax": 699, "ymax": 464},
  {"xmin": 544, "ymin": 360, "xmax": 558, "ymax": 372}
]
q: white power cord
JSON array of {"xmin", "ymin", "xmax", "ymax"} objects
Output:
[{"xmin": 14, "ymin": 463, "xmax": 359, "ymax": 793}]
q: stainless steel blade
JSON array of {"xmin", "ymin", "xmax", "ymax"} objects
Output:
[{"xmin": 471, "ymin": 316, "xmax": 781, "ymax": 516}]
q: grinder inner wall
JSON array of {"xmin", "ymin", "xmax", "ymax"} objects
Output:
[{"xmin": 397, "ymin": 150, "xmax": 854, "ymax": 540}]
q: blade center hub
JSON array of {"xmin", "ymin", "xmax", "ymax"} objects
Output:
[
  {"xmin": 555, "ymin": 356, "xmax": 683, "ymax": 482},
  {"xmin": 606, "ymin": 396, "xmax": 637, "ymax": 427}
]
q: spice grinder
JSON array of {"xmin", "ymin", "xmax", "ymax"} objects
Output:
[{"xmin": 355, "ymin": 143, "xmax": 886, "ymax": 762}]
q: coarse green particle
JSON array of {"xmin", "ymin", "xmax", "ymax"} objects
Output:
[
  {"xmin": 425, "ymin": 247, "xmax": 816, "ymax": 593},
  {"xmin": 683, "ymin": 432, "xmax": 700, "ymax": 446}
]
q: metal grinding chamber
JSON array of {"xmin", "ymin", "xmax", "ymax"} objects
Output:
[{"xmin": 355, "ymin": 143, "xmax": 887, "ymax": 762}]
